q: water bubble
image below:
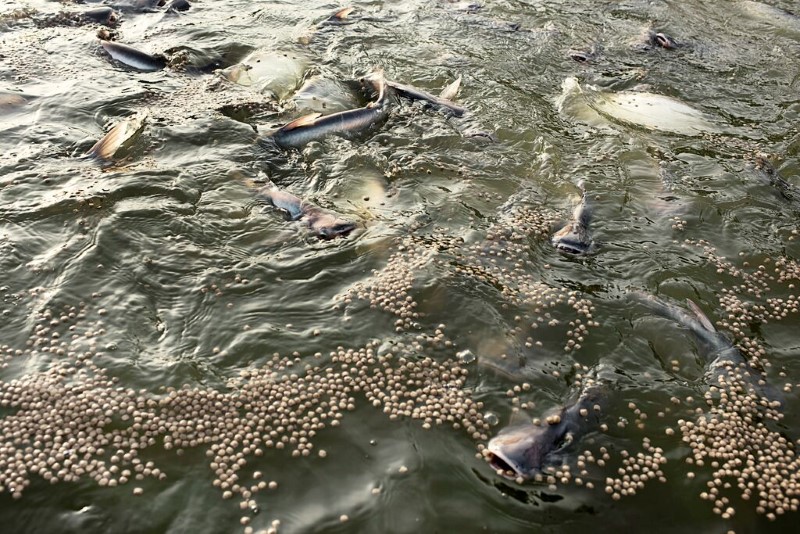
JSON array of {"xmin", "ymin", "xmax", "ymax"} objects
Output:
[
  {"xmin": 483, "ymin": 412, "xmax": 499, "ymax": 426},
  {"xmin": 456, "ymin": 349, "xmax": 476, "ymax": 364}
]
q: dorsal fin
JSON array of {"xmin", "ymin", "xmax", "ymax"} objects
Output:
[
  {"xmin": 439, "ymin": 76, "xmax": 462, "ymax": 100},
  {"xmin": 332, "ymin": 7, "xmax": 354, "ymax": 20},
  {"xmin": 281, "ymin": 113, "xmax": 322, "ymax": 130},
  {"xmin": 686, "ymin": 299, "xmax": 716, "ymax": 332},
  {"xmin": 86, "ymin": 111, "xmax": 147, "ymax": 160}
]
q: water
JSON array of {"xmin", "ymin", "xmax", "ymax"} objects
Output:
[{"xmin": 1, "ymin": 0, "xmax": 800, "ymax": 532}]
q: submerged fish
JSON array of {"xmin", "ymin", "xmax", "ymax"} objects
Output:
[
  {"xmin": 551, "ymin": 181, "xmax": 593, "ymax": 255},
  {"xmin": 257, "ymin": 181, "xmax": 357, "ymax": 239},
  {"xmin": 556, "ymin": 77, "xmax": 719, "ymax": 136},
  {"xmin": 487, "ymin": 382, "xmax": 607, "ymax": 479},
  {"xmin": 86, "ymin": 111, "xmax": 148, "ymax": 161},
  {"xmin": 631, "ymin": 292, "xmax": 779, "ymax": 404},
  {"xmin": 101, "ymin": 40, "xmax": 166, "ymax": 72},
  {"xmin": 291, "ymin": 75, "xmax": 362, "ymax": 114},
  {"xmin": 218, "ymin": 50, "xmax": 308, "ymax": 100},
  {"xmin": 386, "ymin": 76, "xmax": 465, "ymax": 116},
  {"xmin": 270, "ymin": 70, "xmax": 390, "ymax": 149},
  {"xmin": 753, "ymin": 153, "xmax": 798, "ymax": 200}
]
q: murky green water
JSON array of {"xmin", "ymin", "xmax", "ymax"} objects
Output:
[{"xmin": 1, "ymin": 0, "xmax": 800, "ymax": 532}]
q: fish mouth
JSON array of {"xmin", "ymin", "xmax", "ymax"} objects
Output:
[
  {"xmin": 316, "ymin": 221, "xmax": 357, "ymax": 239},
  {"xmin": 552, "ymin": 238, "xmax": 590, "ymax": 256},
  {"xmin": 654, "ymin": 33, "xmax": 677, "ymax": 49},
  {"xmin": 487, "ymin": 449, "xmax": 527, "ymax": 479}
]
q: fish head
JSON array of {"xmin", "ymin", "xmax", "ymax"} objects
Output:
[
  {"xmin": 652, "ymin": 32, "xmax": 678, "ymax": 49},
  {"xmin": 358, "ymin": 68, "xmax": 387, "ymax": 103},
  {"xmin": 551, "ymin": 222, "xmax": 592, "ymax": 256},
  {"xmin": 305, "ymin": 210, "xmax": 357, "ymax": 239},
  {"xmin": 487, "ymin": 418, "xmax": 570, "ymax": 479}
]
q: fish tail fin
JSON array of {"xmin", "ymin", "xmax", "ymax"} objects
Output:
[{"xmin": 439, "ymin": 76, "xmax": 462, "ymax": 101}]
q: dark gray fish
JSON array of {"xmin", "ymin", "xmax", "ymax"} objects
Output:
[
  {"xmin": 165, "ymin": 0, "xmax": 191, "ymax": 13},
  {"xmin": 271, "ymin": 70, "xmax": 390, "ymax": 149},
  {"xmin": 551, "ymin": 181, "xmax": 593, "ymax": 255},
  {"xmin": 110, "ymin": 0, "xmax": 165, "ymax": 13},
  {"xmin": 487, "ymin": 383, "xmax": 607, "ymax": 479},
  {"xmin": 386, "ymin": 77, "xmax": 465, "ymax": 117},
  {"xmin": 753, "ymin": 153, "xmax": 798, "ymax": 201},
  {"xmin": 101, "ymin": 41, "xmax": 167, "ymax": 72},
  {"xmin": 643, "ymin": 30, "xmax": 678, "ymax": 49},
  {"xmin": 257, "ymin": 181, "xmax": 357, "ymax": 239},
  {"xmin": 83, "ymin": 7, "xmax": 120, "ymax": 26},
  {"xmin": 631, "ymin": 292, "xmax": 780, "ymax": 405}
]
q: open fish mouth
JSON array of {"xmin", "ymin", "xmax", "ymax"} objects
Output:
[
  {"xmin": 316, "ymin": 221, "xmax": 357, "ymax": 239},
  {"xmin": 552, "ymin": 238, "xmax": 590, "ymax": 255},
  {"xmin": 486, "ymin": 449, "xmax": 527, "ymax": 479}
]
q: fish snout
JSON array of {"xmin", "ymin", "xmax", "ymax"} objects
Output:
[
  {"xmin": 551, "ymin": 226, "xmax": 591, "ymax": 256},
  {"xmin": 653, "ymin": 32, "xmax": 677, "ymax": 49}
]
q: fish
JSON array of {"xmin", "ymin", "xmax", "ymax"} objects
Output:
[
  {"xmin": 270, "ymin": 70, "xmax": 390, "ymax": 149},
  {"xmin": 0, "ymin": 93, "xmax": 26, "ymax": 112},
  {"xmin": 86, "ymin": 111, "xmax": 148, "ymax": 161},
  {"xmin": 83, "ymin": 7, "xmax": 120, "ymax": 26},
  {"xmin": 556, "ymin": 77, "xmax": 719, "ymax": 136},
  {"xmin": 165, "ymin": 0, "xmax": 191, "ymax": 13},
  {"xmin": 322, "ymin": 6, "xmax": 355, "ymax": 25},
  {"xmin": 642, "ymin": 31, "xmax": 678, "ymax": 50},
  {"xmin": 753, "ymin": 153, "xmax": 798, "ymax": 201},
  {"xmin": 109, "ymin": 0, "xmax": 165, "ymax": 13},
  {"xmin": 290, "ymin": 75, "xmax": 362, "ymax": 114},
  {"xmin": 487, "ymin": 382, "xmax": 607, "ymax": 479},
  {"xmin": 386, "ymin": 77, "xmax": 466, "ymax": 116},
  {"xmin": 218, "ymin": 50, "xmax": 308, "ymax": 100},
  {"xmin": 568, "ymin": 46, "xmax": 598, "ymax": 63},
  {"xmin": 551, "ymin": 180, "xmax": 593, "ymax": 255},
  {"xmin": 101, "ymin": 41, "xmax": 167, "ymax": 72},
  {"xmin": 630, "ymin": 292, "xmax": 780, "ymax": 405},
  {"xmin": 256, "ymin": 181, "xmax": 357, "ymax": 239}
]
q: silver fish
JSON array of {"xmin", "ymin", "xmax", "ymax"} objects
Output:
[
  {"xmin": 86, "ymin": 111, "xmax": 148, "ymax": 161},
  {"xmin": 101, "ymin": 41, "xmax": 166, "ymax": 72},
  {"xmin": 270, "ymin": 70, "xmax": 390, "ymax": 149},
  {"xmin": 631, "ymin": 292, "xmax": 780, "ymax": 404},
  {"xmin": 487, "ymin": 382, "xmax": 606, "ymax": 479},
  {"xmin": 257, "ymin": 181, "xmax": 357, "ymax": 239},
  {"xmin": 551, "ymin": 181, "xmax": 593, "ymax": 255},
  {"xmin": 386, "ymin": 77, "xmax": 465, "ymax": 116}
]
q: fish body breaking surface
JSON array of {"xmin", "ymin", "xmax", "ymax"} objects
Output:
[
  {"xmin": 630, "ymin": 292, "xmax": 779, "ymax": 405},
  {"xmin": 271, "ymin": 71, "xmax": 390, "ymax": 149},
  {"xmin": 86, "ymin": 111, "xmax": 148, "ymax": 161},
  {"xmin": 257, "ymin": 181, "xmax": 357, "ymax": 239},
  {"xmin": 487, "ymin": 383, "xmax": 607, "ymax": 479},
  {"xmin": 386, "ymin": 76, "xmax": 465, "ymax": 116},
  {"xmin": 101, "ymin": 41, "xmax": 166, "ymax": 72},
  {"xmin": 556, "ymin": 77, "xmax": 719, "ymax": 136},
  {"xmin": 551, "ymin": 181, "xmax": 593, "ymax": 255}
]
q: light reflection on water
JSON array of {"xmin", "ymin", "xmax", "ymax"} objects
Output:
[{"xmin": 1, "ymin": 0, "xmax": 800, "ymax": 532}]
